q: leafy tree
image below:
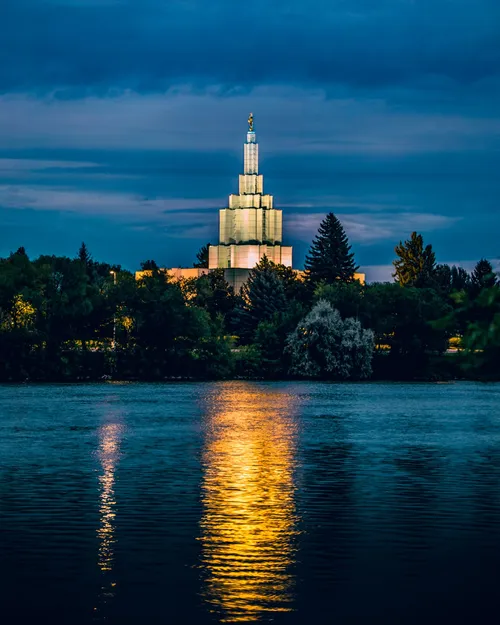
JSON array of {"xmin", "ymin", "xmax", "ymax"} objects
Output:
[
  {"xmin": 33, "ymin": 255, "xmax": 98, "ymax": 353},
  {"xmin": 304, "ymin": 213, "xmax": 358, "ymax": 287},
  {"xmin": 233, "ymin": 344, "xmax": 262, "ymax": 378},
  {"xmin": 315, "ymin": 280, "xmax": 364, "ymax": 319},
  {"xmin": 140, "ymin": 259, "xmax": 159, "ymax": 271},
  {"xmin": 393, "ymin": 232, "xmax": 436, "ymax": 287},
  {"xmin": 286, "ymin": 300, "xmax": 373, "ymax": 379},
  {"xmin": 127, "ymin": 270, "xmax": 212, "ymax": 378},
  {"xmin": 193, "ymin": 244, "xmax": 210, "ymax": 268},
  {"xmin": 192, "ymin": 269, "xmax": 236, "ymax": 321},
  {"xmin": 363, "ymin": 283, "xmax": 451, "ymax": 377},
  {"xmin": 460, "ymin": 286, "xmax": 500, "ymax": 374},
  {"xmin": 272, "ymin": 264, "xmax": 309, "ymax": 303},
  {"xmin": 254, "ymin": 302, "xmax": 306, "ymax": 377},
  {"xmin": 188, "ymin": 315, "xmax": 234, "ymax": 378}
]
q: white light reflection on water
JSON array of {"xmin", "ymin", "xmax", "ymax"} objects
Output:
[{"xmin": 93, "ymin": 402, "xmax": 124, "ymax": 621}]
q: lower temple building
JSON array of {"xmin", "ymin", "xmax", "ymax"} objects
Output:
[{"xmin": 136, "ymin": 114, "xmax": 364, "ymax": 290}]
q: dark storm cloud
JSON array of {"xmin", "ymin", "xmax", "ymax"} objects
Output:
[{"xmin": 2, "ymin": 0, "xmax": 499, "ymax": 96}]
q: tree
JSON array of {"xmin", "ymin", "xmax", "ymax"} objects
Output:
[
  {"xmin": 393, "ymin": 231, "xmax": 436, "ymax": 287},
  {"xmin": 433, "ymin": 264, "xmax": 470, "ymax": 296},
  {"xmin": 434, "ymin": 263, "xmax": 453, "ymax": 294},
  {"xmin": 314, "ymin": 280, "xmax": 364, "ymax": 319},
  {"xmin": 461, "ymin": 286, "xmax": 500, "ymax": 373},
  {"xmin": 254, "ymin": 302, "xmax": 306, "ymax": 377},
  {"xmin": 363, "ymin": 283, "xmax": 451, "ymax": 377},
  {"xmin": 193, "ymin": 244, "xmax": 210, "ymax": 268},
  {"xmin": 285, "ymin": 300, "xmax": 374, "ymax": 379},
  {"xmin": 272, "ymin": 263, "xmax": 309, "ymax": 303},
  {"xmin": 470, "ymin": 259, "xmax": 497, "ymax": 296},
  {"xmin": 127, "ymin": 270, "xmax": 213, "ymax": 378},
  {"xmin": 235, "ymin": 256, "xmax": 288, "ymax": 341},
  {"xmin": 439, "ymin": 283, "xmax": 500, "ymax": 377},
  {"xmin": 192, "ymin": 269, "xmax": 236, "ymax": 321},
  {"xmin": 304, "ymin": 213, "xmax": 358, "ymax": 287},
  {"xmin": 451, "ymin": 266, "xmax": 470, "ymax": 292},
  {"xmin": 140, "ymin": 259, "xmax": 159, "ymax": 271},
  {"xmin": 78, "ymin": 242, "xmax": 92, "ymax": 268}
]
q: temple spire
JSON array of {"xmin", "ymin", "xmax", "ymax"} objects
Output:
[{"xmin": 244, "ymin": 113, "xmax": 258, "ymax": 174}]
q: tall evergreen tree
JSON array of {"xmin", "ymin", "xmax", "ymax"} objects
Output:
[
  {"xmin": 78, "ymin": 242, "xmax": 92, "ymax": 268},
  {"xmin": 393, "ymin": 231, "xmax": 436, "ymax": 287},
  {"xmin": 193, "ymin": 244, "xmax": 210, "ymax": 268},
  {"xmin": 193, "ymin": 243, "xmax": 210, "ymax": 269},
  {"xmin": 450, "ymin": 266, "xmax": 470, "ymax": 292},
  {"xmin": 235, "ymin": 256, "xmax": 288, "ymax": 341},
  {"xmin": 470, "ymin": 259, "xmax": 497, "ymax": 295},
  {"xmin": 304, "ymin": 213, "xmax": 358, "ymax": 286}
]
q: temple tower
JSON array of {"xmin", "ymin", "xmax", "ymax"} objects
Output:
[{"xmin": 208, "ymin": 114, "xmax": 293, "ymax": 277}]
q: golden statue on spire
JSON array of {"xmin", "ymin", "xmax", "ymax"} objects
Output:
[{"xmin": 248, "ymin": 112, "xmax": 254, "ymax": 132}]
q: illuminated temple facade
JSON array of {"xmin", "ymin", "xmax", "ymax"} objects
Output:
[
  {"xmin": 208, "ymin": 114, "xmax": 292, "ymax": 282},
  {"xmin": 135, "ymin": 115, "xmax": 364, "ymax": 290}
]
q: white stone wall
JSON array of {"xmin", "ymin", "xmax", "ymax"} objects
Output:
[
  {"xmin": 208, "ymin": 244, "xmax": 293, "ymax": 269},
  {"xmin": 244, "ymin": 141, "xmax": 258, "ymax": 174},
  {"xmin": 219, "ymin": 208, "xmax": 283, "ymax": 244},
  {"xmin": 260, "ymin": 194, "xmax": 273, "ymax": 209},
  {"xmin": 238, "ymin": 174, "xmax": 263, "ymax": 195},
  {"xmin": 208, "ymin": 245, "xmax": 219, "ymax": 269}
]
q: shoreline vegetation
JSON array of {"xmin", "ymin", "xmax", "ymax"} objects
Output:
[{"xmin": 1, "ymin": 214, "xmax": 499, "ymax": 383}]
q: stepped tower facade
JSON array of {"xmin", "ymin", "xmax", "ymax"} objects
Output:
[{"xmin": 208, "ymin": 114, "xmax": 292, "ymax": 272}]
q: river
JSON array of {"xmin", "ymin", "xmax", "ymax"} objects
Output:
[{"xmin": 1, "ymin": 381, "xmax": 499, "ymax": 624}]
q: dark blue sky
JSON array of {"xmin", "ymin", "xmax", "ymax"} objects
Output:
[{"xmin": 1, "ymin": 0, "xmax": 499, "ymax": 280}]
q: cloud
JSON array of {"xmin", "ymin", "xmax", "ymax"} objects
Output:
[
  {"xmin": 0, "ymin": 159, "xmax": 98, "ymax": 172},
  {"xmin": 1, "ymin": 90, "xmax": 499, "ymax": 156},
  {"xmin": 0, "ymin": 184, "xmax": 221, "ymax": 221},
  {"xmin": 2, "ymin": 0, "xmax": 500, "ymax": 97},
  {"xmin": 287, "ymin": 211, "xmax": 460, "ymax": 244},
  {"xmin": 362, "ymin": 264, "xmax": 395, "ymax": 283}
]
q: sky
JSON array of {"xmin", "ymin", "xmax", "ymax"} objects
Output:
[{"xmin": 1, "ymin": 0, "xmax": 499, "ymax": 281}]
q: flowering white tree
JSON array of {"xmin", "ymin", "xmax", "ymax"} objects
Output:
[{"xmin": 285, "ymin": 300, "xmax": 374, "ymax": 379}]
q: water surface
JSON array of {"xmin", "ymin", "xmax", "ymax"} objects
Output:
[{"xmin": 1, "ymin": 381, "xmax": 499, "ymax": 624}]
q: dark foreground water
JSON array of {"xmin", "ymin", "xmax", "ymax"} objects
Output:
[{"xmin": 1, "ymin": 382, "xmax": 500, "ymax": 624}]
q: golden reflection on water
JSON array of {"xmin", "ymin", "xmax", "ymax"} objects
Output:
[
  {"xmin": 199, "ymin": 383, "xmax": 300, "ymax": 622},
  {"xmin": 94, "ymin": 413, "xmax": 123, "ymax": 619}
]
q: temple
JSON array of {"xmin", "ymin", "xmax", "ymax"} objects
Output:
[
  {"xmin": 208, "ymin": 114, "xmax": 292, "ymax": 289},
  {"xmin": 135, "ymin": 114, "xmax": 364, "ymax": 290}
]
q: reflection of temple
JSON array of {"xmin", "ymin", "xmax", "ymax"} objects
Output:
[{"xmin": 199, "ymin": 383, "xmax": 299, "ymax": 622}]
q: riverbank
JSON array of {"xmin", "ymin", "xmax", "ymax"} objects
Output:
[{"xmin": 2, "ymin": 351, "xmax": 499, "ymax": 383}]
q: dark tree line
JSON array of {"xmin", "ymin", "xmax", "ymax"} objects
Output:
[{"xmin": 1, "ymin": 218, "xmax": 499, "ymax": 382}]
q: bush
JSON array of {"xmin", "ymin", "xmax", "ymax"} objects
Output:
[{"xmin": 285, "ymin": 300, "xmax": 374, "ymax": 379}]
